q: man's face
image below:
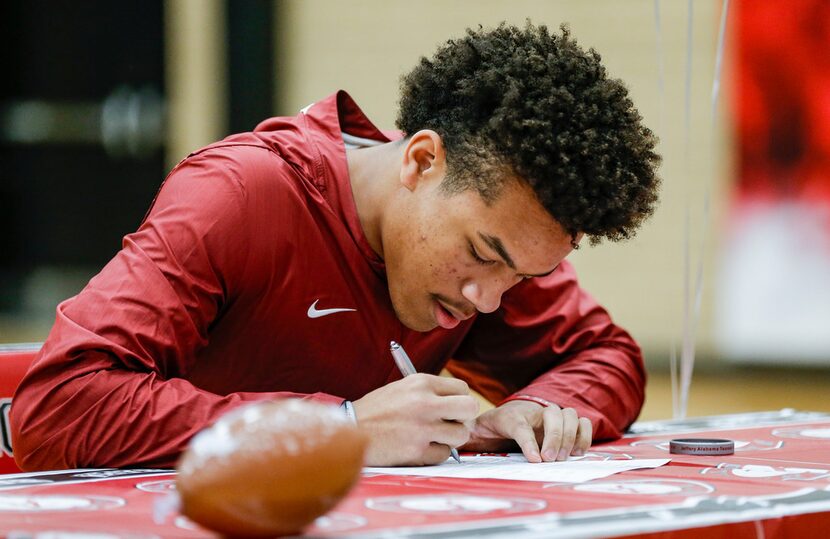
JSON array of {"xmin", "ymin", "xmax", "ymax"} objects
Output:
[{"xmin": 383, "ymin": 172, "xmax": 581, "ymax": 332}]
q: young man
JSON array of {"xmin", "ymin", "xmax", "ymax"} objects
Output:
[{"xmin": 11, "ymin": 23, "xmax": 660, "ymax": 470}]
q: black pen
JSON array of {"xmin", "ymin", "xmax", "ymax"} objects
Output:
[{"xmin": 389, "ymin": 340, "xmax": 462, "ymax": 463}]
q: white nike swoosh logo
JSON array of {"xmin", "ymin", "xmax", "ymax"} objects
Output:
[{"xmin": 307, "ymin": 299, "xmax": 356, "ymax": 318}]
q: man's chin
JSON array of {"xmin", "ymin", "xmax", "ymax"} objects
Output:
[
  {"xmin": 390, "ymin": 303, "xmax": 436, "ymax": 333},
  {"xmin": 398, "ymin": 315, "xmax": 438, "ymax": 333}
]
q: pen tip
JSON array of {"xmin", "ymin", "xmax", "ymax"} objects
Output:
[{"xmin": 390, "ymin": 340, "xmax": 398, "ymax": 347}]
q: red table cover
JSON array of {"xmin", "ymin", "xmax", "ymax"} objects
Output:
[{"xmin": 0, "ymin": 410, "xmax": 828, "ymax": 538}]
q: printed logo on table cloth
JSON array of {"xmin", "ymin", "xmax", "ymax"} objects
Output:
[
  {"xmin": 702, "ymin": 462, "xmax": 830, "ymax": 482},
  {"xmin": 365, "ymin": 494, "xmax": 546, "ymax": 515},
  {"xmin": 5, "ymin": 531, "xmax": 160, "ymax": 539},
  {"xmin": 175, "ymin": 512, "xmax": 359, "ymax": 533},
  {"xmin": 307, "ymin": 299, "xmax": 356, "ymax": 318},
  {"xmin": 136, "ymin": 479, "xmax": 177, "ymax": 493},
  {"xmin": 0, "ymin": 494, "xmax": 125, "ymax": 512},
  {"xmin": 772, "ymin": 425, "xmax": 830, "ymax": 440},
  {"xmin": 548, "ymin": 479, "xmax": 715, "ymax": 496},
  {"xmin": 0, "ymin": 469, "xmax": 172, "ymax": 491},
  {"xmin": 579, "ymin": 451, "xmax": 635, "ymax": 461}
]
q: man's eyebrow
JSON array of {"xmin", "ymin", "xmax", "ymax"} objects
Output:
[
  {"xmin": 478, "ymin": 232, "xmax": 515, "ymax": 269},
  {"xmin": 478, "ymin": 232, "xmax": 557, "ymax": 278}
]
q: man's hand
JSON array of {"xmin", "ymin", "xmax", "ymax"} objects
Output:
[
  {"xmin": 460, "ymin": 400, "xmax": 592, "ymax": 462},
  {"xmin": 352, "ymin": 374, "xmax": 479, "ymax": 466}
]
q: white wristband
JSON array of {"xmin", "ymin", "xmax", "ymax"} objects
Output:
[
  {"xmin": 340, "ymin": 400, "xmax": 357, "ymax": 424},
  {"xmin": 511, "ymin": 395, "xmax": 555, "ymax": 408}
]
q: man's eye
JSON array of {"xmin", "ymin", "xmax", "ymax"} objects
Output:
[{"xmin": 469, "ymin": 243, "xmax": 496, "ymax": 266}]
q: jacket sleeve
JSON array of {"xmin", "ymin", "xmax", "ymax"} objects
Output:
[
  {"xmin": 10, "ymin": 146, "xmax": 343, "ymax": 471},
  {"xmin": 445, "ymin": 261, "xmax": 646, "ymax": 441}
]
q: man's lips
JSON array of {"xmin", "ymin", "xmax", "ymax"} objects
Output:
[
  {"xmin": 434, "ymin": 298, "xmax": 475, "ymax": 329},
  {"xmin": 443, "ymin": 301, "xmax": 474, "ymax": 321},
  {"xmin": 434, "ymin": 300, "xmax": 461, "ymax": 329}
]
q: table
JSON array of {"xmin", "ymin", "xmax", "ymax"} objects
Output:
[{"xmin": 1, "ymin": 409, "xmax": 829, "ymax": 538}]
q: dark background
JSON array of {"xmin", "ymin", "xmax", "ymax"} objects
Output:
[{"xmin": 0, "ymin": 0, "xmax": 274, "ymax": 315}]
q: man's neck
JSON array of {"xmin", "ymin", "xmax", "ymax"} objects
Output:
[{"xmin": 346, "ymin": 141, "xmax": 404, "ymax": 261}]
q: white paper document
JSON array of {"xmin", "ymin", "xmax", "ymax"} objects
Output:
[{"xmin": 364, "ymin": 454, "xmax": 670, "ymax": 484}]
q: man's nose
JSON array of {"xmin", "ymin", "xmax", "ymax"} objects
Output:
[{"xmin": 461, "ymin": 279, "xmax": 508, "ymax": 314}]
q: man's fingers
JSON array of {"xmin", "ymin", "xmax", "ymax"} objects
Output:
[
  {"xmin": 354, "ymin": 374, "xmax": 478, "ymax": 467},
  {"xmin": 434, "ymin": 395, "xmax": 479, "ymax": 422},
  {"xmin": 557, "ymin": 407, "xmax": 579, "ymax": 461},
  {"xmin": 574, "ymin": 417, "xmax": 593, "ymax": 456},
  {"xmin": 509, "ymin": 421, "xmax": 542, "ymax": 463},
  {"xmin": 540, "ymin": 405, "xmax": 563, "ymax": 462},
  {"xmin": 422, "ymin": 442, "xmax": 452, "ymax": 466},
  {"xmin": 429, "ymin": 419, "xmax": 471, "ymax": 449},
  {"xmin": 540, "ymin": 407, "xmax": 585, "ymax": 461},
  {"xmin": 422, "ymin": 374, "xmax": 471, "ymax": 396},
  {"xmin": 452, "ymin": 399, "xmax": 590, "ymax": 466}
]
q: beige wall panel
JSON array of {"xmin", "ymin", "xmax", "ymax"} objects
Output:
[
  {"xmin": 275, "ymin": 1, "xmax": 732, "ymax": 364},
  {"xmin": 165, "ymin": 0, "xmax": 228, "ymax": 168}
]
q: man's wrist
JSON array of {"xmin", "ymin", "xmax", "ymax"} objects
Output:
[
  {"xmin": 340, "ymin": 399, "xmax": 357, "ymax": 423},
  {"xmin": 505, "ymin": 395, "xmax": 555, "ymax": 408}
]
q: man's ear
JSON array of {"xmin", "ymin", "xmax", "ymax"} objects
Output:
[{"xmin": 400, "ymin": 130, "xmax": 446, "ymax": 192}]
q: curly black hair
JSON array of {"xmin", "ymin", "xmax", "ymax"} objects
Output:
[{"xmin": 397, "ymin": 22, "xmax": 661, "ymax": 243}]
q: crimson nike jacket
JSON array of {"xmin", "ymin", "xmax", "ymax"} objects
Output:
[{"xmin": 10, "ymin": 91, "xmax": 646, "ymax": 470}]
